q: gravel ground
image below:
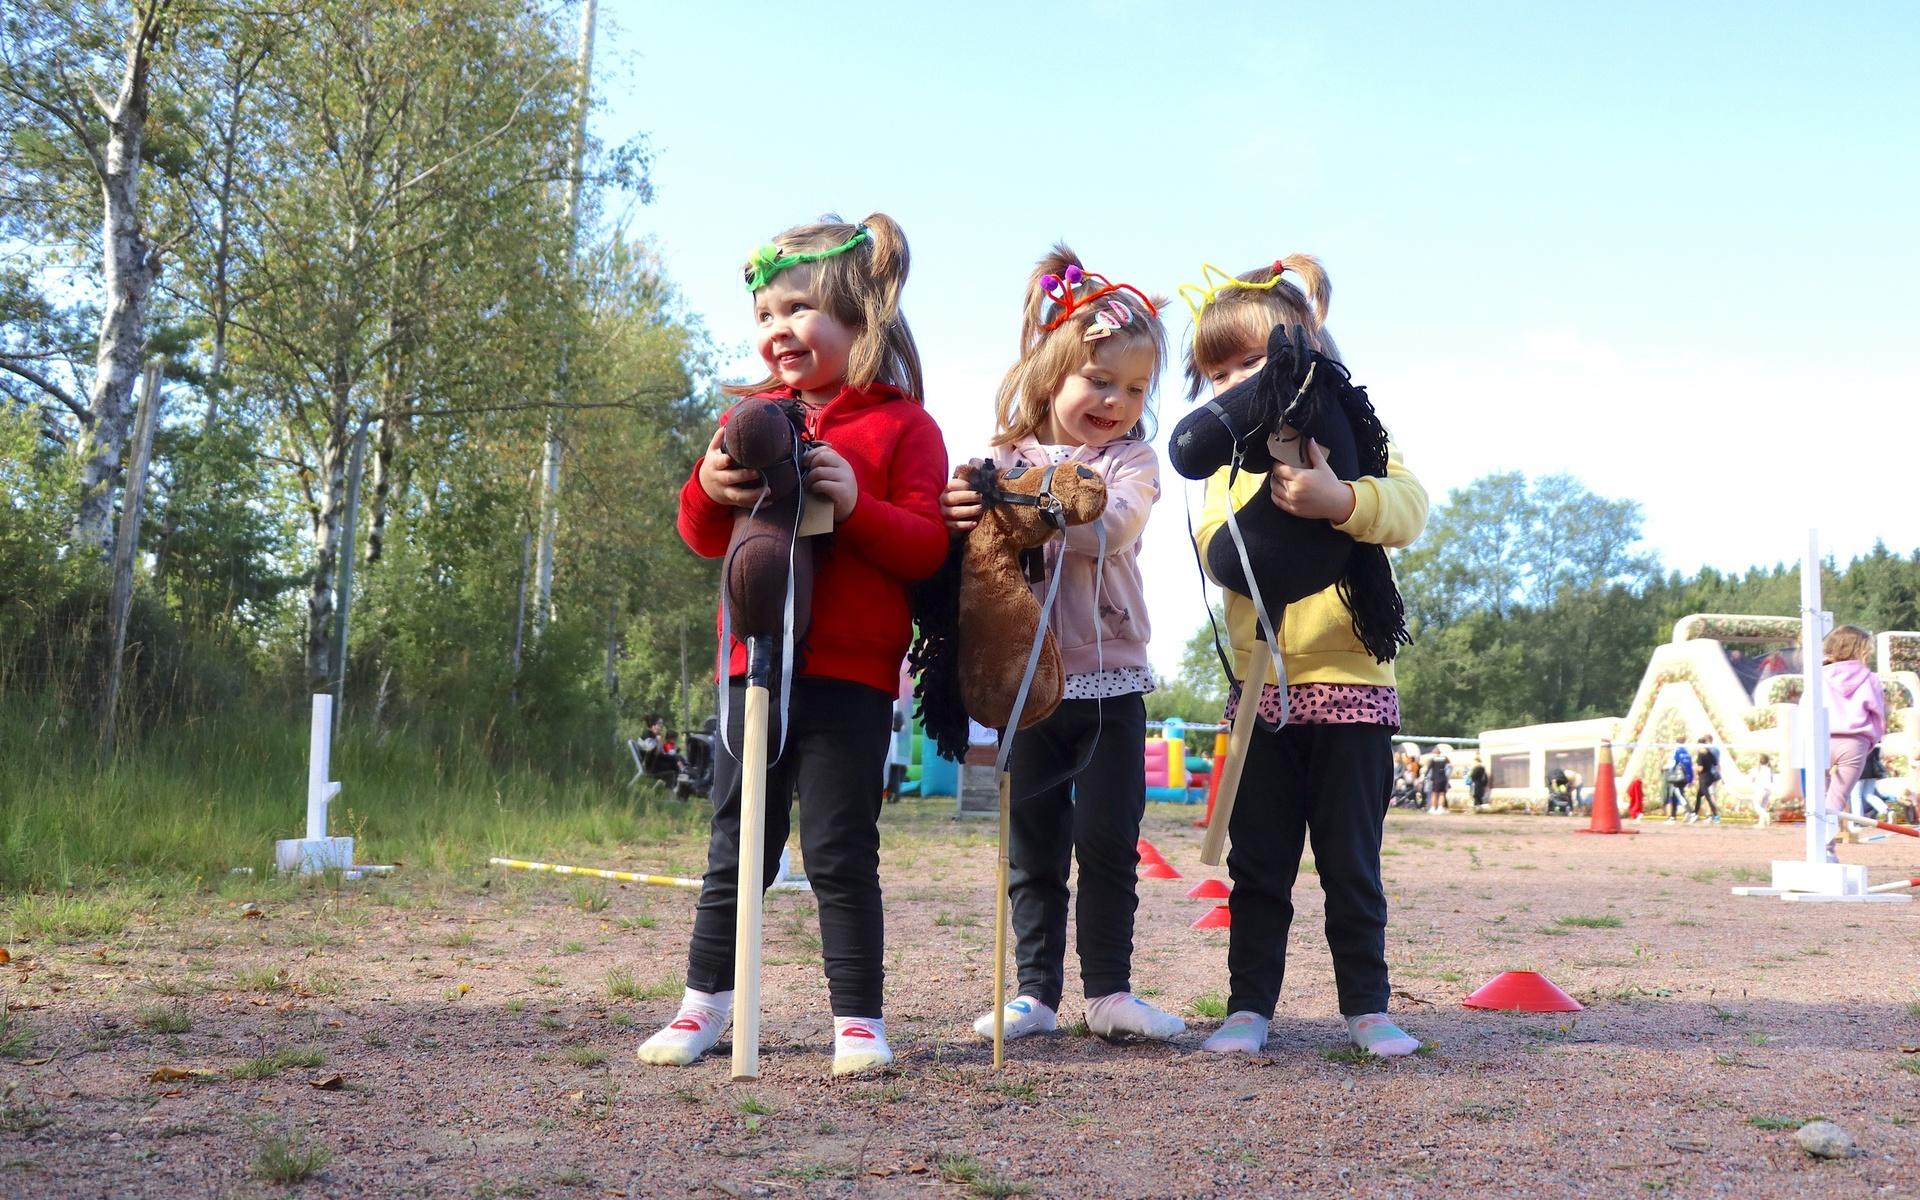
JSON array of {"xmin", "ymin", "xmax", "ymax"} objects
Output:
[{"xmin": 3, "ymin": 806, "xmax": 1917, "ymax": 1198}]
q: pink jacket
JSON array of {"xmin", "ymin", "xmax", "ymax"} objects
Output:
[
  {"xmin": 1824, "ymin": 659, "xmax": 1886, "ymax": 742},
  {"xmin": 987, "ymin": 435, "xmax": 1158, "ymax": 678}
]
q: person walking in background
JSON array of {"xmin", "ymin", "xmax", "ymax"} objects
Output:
[
  {"xmin": 1688, "ymin": 734, "xmax": 1721, "ymax": 824},
  {"xmin": 1750, "ymin": 753, "xmax": 1775, "ymax": 828},
  {"xmin": 1664, "ymin": 743, "xmax": 1693, "ymax": 821},
  {"xmin": 1424, "ymin": 745, "xmax": 1453, "ymax": 814},
  {"xmin": 1467, "ymin": 754, "xmax": 1490, "ymax": 810}
]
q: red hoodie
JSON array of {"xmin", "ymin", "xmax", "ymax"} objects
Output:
[{"xmin": 678, "ymin": 382, "xmax": 949, "ymax": 695}]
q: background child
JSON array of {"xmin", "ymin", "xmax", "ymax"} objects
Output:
[
  {"xmin": 1822, "ymin": 624, "xmax": 1886, "ymax": 860},
  {"xmin": 1185, "ymin": 255, "xmax": 1428, "ymax": 1058},
  {"xmin": 639, "ymin": 213, "xmax": 949, "ymax": 1076},
  {"xmin": 1750, "ymin": 753, "xmax": 1774, "ymax": 828},
  {"xmin": 939, "ymin": 246, "xmax": 1183, "ymax": 1043}
]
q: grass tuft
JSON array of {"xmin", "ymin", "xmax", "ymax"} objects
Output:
[
  {"xmin": 135, "ymin": 1003, "xmax": 192, "ymax": 1034},
  {"xmin": 1189, "ymin": 994, "xmax": 1228, "ymax": 1019},
  {"xmin": 1554, "ymin": 914, "xmax": 1623, "ymax": 929},
  {"xmin": 253, "ymin": 1131, "xmax": 332, "ymax": 1183},
  {"xmin": 230, "ymin": 1046, "xmax": 326, "ymax": 1081}
]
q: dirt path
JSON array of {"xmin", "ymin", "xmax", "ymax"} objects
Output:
[{"xmin": 3, "ymin": 807, "xmax": 1917, "ymax": 1198}]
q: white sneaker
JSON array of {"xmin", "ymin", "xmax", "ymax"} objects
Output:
[{"xmin": 972, "ymin": 996, "xmax": 1058, "ymax": 1042}]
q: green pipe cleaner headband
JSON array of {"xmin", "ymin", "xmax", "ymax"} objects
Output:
[{"xmin": 743, "ymin": 226, "xmax": 870, "ymax": 291}]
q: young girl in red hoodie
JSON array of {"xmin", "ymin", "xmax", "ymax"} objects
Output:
[
  {"xmin": 638, "ymin": 213, "xmax": 948, "ymax": 1076},
  {"xmin": 940, "ymin": 246, "xmax": 1184, "ymax": 1044}
]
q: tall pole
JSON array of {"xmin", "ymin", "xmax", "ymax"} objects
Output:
[
  {"xmin": 332, "ymin": 424, "xmax": 368, "ymax": 722},
  {"xmin": 1800, "ymin": 529, "xmax": 1832, "ymax": 864},
  {"xmin": 99, "ymin": 358, "xmax": 165, "ymax": 756},
  {"xmin": 531, "ymin": 0, "xmax": 595, "ymax": 641}
]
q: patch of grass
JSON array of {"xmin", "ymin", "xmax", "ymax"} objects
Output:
[
  {"xmin": 559, "ymin": 941, "xmax": 585, "ymax": 955},
  {"xmin": 1536, "ymin": 925, "xmax": 1571, "ymax": 937},
  {"xmin": 2, "ymin": 893, "xmax": 132, "ymax": 943},
  {"xmin": 934, "ymin": 912, "xmax": 980, "ymax": 928},
  {"xmin": 553, "ymin": 1167, "xmax": 590, "ymax": 1187},
  {"xmin": 1894, "ymin": 1055, "xmax": 1920, "ymax": 1076},
  {"xmin": 253, "ymin": 1131, "xmax": 332, "ymax": 1184},
  {"xmin": 1745, "ymin": 1031, "xmax": 1772, "ymax": 1047},
  {"xmin": 568, "ymin": 883, "xmax": 610, "ymax": 914},
  {"xmin": 528, "ymin": 966, "xmax": 561, "ymax": 989},
  {"xmin": 986, "ymin": 1079, "xmax": 1037, "ymax": 1101},
  {"xmin": 612, "ymin": 914, "xmax": 656, "ymax": 931},
  {"xmin": 1435, "ymin": 970, "xmax": 1463, "ymax": 982},
  {"xmin": 737, "ymin": 1094, "xmax": 773, "ymax": 1116},
  {"xmin": 1906, "ymin": 999, "xmax": 1920, "ymax": 1018},
  {"xmin": 0, "ymin": 1013, "xmax": 37, "ymax": 1060},
  {"xmin": 1554, "ymin": 914, "xmax": 1623, "ymax": 929},
  {"xmin": 505, "ymin": 999, "xmax": 526, "ymax": 1014},
  {"xmin": 560, "ymin": 1047, "xmax": 606, "ymax": 1068},
  {"xmin": 1708, "ymin": 1006, "xmax": 1745, "ymax": 1023},
  {"xmin": 606, "ymin": 1010, "xmax": 635, "ymax": 1029},
  {"xmin": 230, "ymin": 966, "xmax": 289, "ymax": 993},
  {"xmin": 442, "ymin": 930, "xmax": 477, "ymax": 948},
  {"xmin": 604, "ymin": 968, "xmax": 676, "ymax": 1001},
  {"xmin": 229, "ymin": 1046, "xmax": 326, "ymax": 1081},
  {"xmin": 537, "ymin": 1014, "xmax": 566, "ymax": 1031},
  {"xmin": 1688, "ymin": 868, "xmax": 1721, "ymax": 883},
  {"xmin": 1747, "ymin": 1114, "xmax": 1823, "ymax": 1131},
  {"xmin": 1189, "ymin": 993, "xmax": 1228, "ymax": 1019},
  {"xmin": 135, "ymin": 1004, "xmax": 192, "ymax": 1034},
  {"xmin": 1318, "ymin": 1045, "xmax": 1376, "ymax": 1065}
]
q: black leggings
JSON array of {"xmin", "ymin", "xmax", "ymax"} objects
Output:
[
  {"xmin": 685, "ymin": 677, "xmax": 891, "ymax": 1016},
  {"xmin": 1693, "ymin": 779, "xmax": 1719, "ymax": 817},
  {"xmin": 1004, "ymin": 694, "xmax": 1148, "ymax": 1010},
  {"xmin": 1225, "ymin": 720, "xmax": 1394, "ymax": 1018}
]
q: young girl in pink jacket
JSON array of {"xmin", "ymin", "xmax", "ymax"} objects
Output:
[
  {"xmin": 1822, "ymin": 624, "xmax": 1886, "ymax": 859},
  {"xmin": 940, "ymin": 246, "xmax": 1183, "ymax": 1045}
]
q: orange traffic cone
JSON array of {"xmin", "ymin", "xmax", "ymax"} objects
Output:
[
  {"xmin": 1136, "ymin": 838, "xmax": 1169, "ymax": 867},
  {"xmin": 1140, "ymin": 860, "xmax": 1183, "ymax": 880},
  {"xmin": 1462, "ymin": 970, "xmax": 1582, "ymax": 1012},
  {"xmin": 1186, "ymin": 878, "xmax": 1231, "ymax": 900},
  {"xmin": 1195, "ymin": 730, "xmax": 1229, "ymax": 828},
  {"xmin": 1190, "ymin": 904, "xmax": 1231, "ymax": 929},
  {"xmin": 1576, "ymin": 741, "xmax": 1636, "ymax": 835}
]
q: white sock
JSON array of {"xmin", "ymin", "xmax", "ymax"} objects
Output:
[
  {"xmin": 637, "ymin": 987, "xmax": 730, "ymax": 1067},
  {"xmin": 1347, "ymin": 1012, "xmax": 1420, "ymax": 1057},
  {"xmin": 831, "ymin": 1016, "xmax": 893, "ymax": 1076},
  {"xmin": 1085, "ymin": 992, "xmax": 1185, "ymax": 1041},
  {"xmin": 972, "ymin": 995, "xmax": 1058, "ymax": 1041},
  {"xmin": 1201, "ymin": 1010, "xmax": 1269, "ymax": 1054}
]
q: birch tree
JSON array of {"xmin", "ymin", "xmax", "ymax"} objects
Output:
[{"xmin": 0, "ymin": 0, "xmax": 176, "ymax": 556}]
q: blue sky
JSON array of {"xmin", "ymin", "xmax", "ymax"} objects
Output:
[{"xmin": 592, "ymin": 1, "xmax": 1919, "ymax": 676}]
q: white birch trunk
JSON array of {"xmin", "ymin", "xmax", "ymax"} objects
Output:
[{"xmin": 72, "ymin": 8, "xmax": 165, "ymax": 555}]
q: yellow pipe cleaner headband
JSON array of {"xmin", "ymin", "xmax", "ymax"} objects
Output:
[{"xmin": 1176, "ymin": 260, "xmax": 1288, "ymax": 344}]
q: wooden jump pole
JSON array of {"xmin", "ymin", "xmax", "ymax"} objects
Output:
[
  {"xmin": 732, "ymin": 635, "xmax": 774, "ymax": 1081},
  {"xmin": 1200, "ymin": 640, "xmax": 1271, "ymax": 867}
]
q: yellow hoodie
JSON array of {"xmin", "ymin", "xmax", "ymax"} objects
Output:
[{"xmin": 1194, "ymin": 445, "xmax": 1428, "ymax": 688}]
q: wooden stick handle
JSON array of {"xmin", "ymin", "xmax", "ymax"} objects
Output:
[
  {"xmin": 1200, "ymin": 640, "xmax": 1271, "ymax": 867},
  {"xmin": 731, "ymin": 682, "xmax": 770, "ymax": 1081},
  {"xmin": 993, "ymin": 770, "xmax": 1010, "ymax": 1069}
]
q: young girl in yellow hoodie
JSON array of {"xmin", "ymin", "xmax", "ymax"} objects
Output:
[{"xmin": 1173, "ymin": 255, "xmax": 1428, "ymax": 1058}]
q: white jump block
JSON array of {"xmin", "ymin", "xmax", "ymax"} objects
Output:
[
  {"xmin": 275, "ymin": 835, "xmax": 356, "ymax": 875},
  {"xmin": 1729, "ymin": 859, "xmax": 1899, "ymax": 901},
  {"xmin": 1781, "ymin": 892, "xmax": 1911, "ymax": 904}
]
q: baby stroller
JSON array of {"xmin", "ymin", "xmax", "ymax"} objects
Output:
[
  {"xmin": 1544, "ymin": 768, "xmax": 1574, "ymax": 815},
  {"xmin": 674, "ymin": 717, "xmax": 717, "ymax": 801},
  {"xmin": 1391, "ymin": 772, "xmax": 1423, "ymax": 809}
]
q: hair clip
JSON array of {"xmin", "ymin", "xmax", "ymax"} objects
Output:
[
  {"xmin": 743, "ymin": 225, "xmax": 870, "ymax": 292},
  {"xmin": 1082, "ymin": 298, "xmax": 1135, "ymax": 342},
  {"xmin": 1177, "ymin": 259, "xmax": 1289, "ymax": 340},
  {"xmin": 1036, "ymin": 266, "xmax": 1157, "ymax": 332}
]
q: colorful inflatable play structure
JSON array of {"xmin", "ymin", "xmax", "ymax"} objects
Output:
[
  {"xmin": 1477, "ymin": 614, "xmax": 1920, "ymax": 814},
  {"xmin": 891, "ymin": 712, "xmax": 1220, "ymax": 804}
]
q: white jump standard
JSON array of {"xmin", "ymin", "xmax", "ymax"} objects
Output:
[
  {"xmin": 1731, "ymin": 531, "xmax": 1910, "ymax": 904},
  {"xmin": 273, "ymin": 694, "xmax": 394, "ymax": 878}
]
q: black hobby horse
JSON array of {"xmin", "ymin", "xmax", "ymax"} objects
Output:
[{"xmin": 1167, "ymin": 324, "xmax": 1408, "ymax": 664}]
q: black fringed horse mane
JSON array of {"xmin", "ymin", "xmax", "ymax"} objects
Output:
[{"xmin": 1168, "ymin": 323, "xmax": 1409, "ymax": 664}]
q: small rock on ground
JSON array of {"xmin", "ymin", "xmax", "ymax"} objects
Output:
[{"xmin": 1795, "ymin": 1120, "xmax": 1855, "ymax": 1159}]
